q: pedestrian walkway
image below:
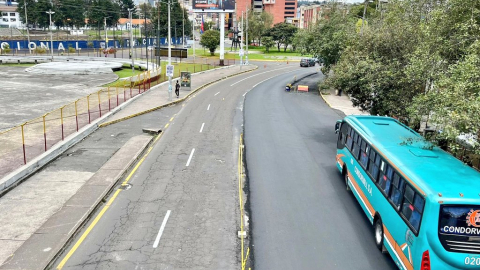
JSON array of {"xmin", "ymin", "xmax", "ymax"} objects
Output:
[
  {"xmin": 320, "ymin": 87, "xmax": 369, "ymax": 116},
  {"xmin": 105, "ymin": 65, "xmax": 256, "ymax": 125},
  {"xmin": 0, "ymin": 64, "xmax": 256, "ymax": 270}
]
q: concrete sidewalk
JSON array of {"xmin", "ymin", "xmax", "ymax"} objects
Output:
[
  {"xmin": 320, "ymin": 87, "xmax": 369, "ymax": 116},
  {"xmin": 0, "ymin": 64, "xmax": 256, "ymax": 270},
  {"xmin": 104, "ymin": 64, "xmax": 257, "ymax": 125}
]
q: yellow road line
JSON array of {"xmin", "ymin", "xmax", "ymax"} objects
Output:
[
  {"xmin": 56, "ymin": 189, "xmax": 122, "ymax": 270},
  {"xmin": 57, "ymin": 123, "xmax": 169, "ymax": 269},
  {"xmin": 165, "ymin": 123, "xmax": 169, "ymax": 128},
  {"xmin": 170, "ymin": 117, "xmax": 174, "ymax": 122}
]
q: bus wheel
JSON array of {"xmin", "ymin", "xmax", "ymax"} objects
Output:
[
  {"xmin": 374, "ymin": 218, "xmax": 387, "ymax": 253},
  {"xmin": 344, "ymin": 168, "xmax": 351, "ymax": 191}
]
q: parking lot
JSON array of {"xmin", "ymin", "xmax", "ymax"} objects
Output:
[{"xmin": 0, "ymin": 66, "xmax": 117, "ymax": 131}]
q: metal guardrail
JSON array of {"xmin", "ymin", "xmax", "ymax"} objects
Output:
[{"xmin": 0, "ymin": 59, "xmax": 235, "ymax": 180}]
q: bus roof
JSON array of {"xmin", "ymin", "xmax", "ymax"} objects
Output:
[{"xmin": 344, "ymin": 115, "xmax": 480, "ymax": 201}]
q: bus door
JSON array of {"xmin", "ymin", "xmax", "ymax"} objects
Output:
[{"xmin": 335, "ymin": 120, "xmax": 348, "ymax": 149}]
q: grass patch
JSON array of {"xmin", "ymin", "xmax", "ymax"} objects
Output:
[
  {"xmin": 188, "ymin": 46, "xmax": 309, "ymax": 61},
  {"xmin": 104, "ymin": 62, "xmax": 215, "ymax": 87},
  {"xmin": 0, "ymin": 63, "xmax": 36, "ymax": 67},
  {"xmin": 115, "ymin": 68, "xmax": 143, "ymax": 78},
  {"xmin": 86, "ymin": 29, "xmax": 140, "ymax": 37}
]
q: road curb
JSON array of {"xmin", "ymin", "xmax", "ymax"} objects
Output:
[
  {"xmin": 0, "ymin": 92, "xmax": 144, "ymax": 196},
  {"xmin": 0, "ymin": 135, "xmax": 154, "ymax": 270},
  {"xmin": 99, "ymin": 65, "xmax": 259, "ymax": 128},
  {"xmin": 319, "ymin": 91, "xmax": 333, "ymax": 108}
]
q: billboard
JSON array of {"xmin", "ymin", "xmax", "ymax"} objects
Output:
[
  {"xmin": 181, "ymin": 72, "xmax": 191, "ymax": 88},
  {"xmin": 192, "ymin": 0, "xmax": 235, "ymax": 11}
]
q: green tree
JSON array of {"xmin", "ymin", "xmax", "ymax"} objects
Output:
[
  {"xmin": 119, "ymin": 0, "xmax": 135, "ymax": 18},
  {"xmin": 262, "ymin": 36, "xmax": 274, "ymax": 53},
  {"xmin": 56, "ymin": 0, "xmax": 85, "ymax": 28},
  {"xmin": 247, "ymin": 11, "xmax": 273, "ymax": 46},
  {"xmin": 266, "ymin": 22, "xmax": 297, "ymax": 52},
  {"xmin": 310, "ymin": 6, "xmax": 355, "ymax": 73},
  {"xmin": 17, "ymin": 0, "xmax": 56, "ymax": 29},
  {"xmin": 200, "ymin": 30, "xmax": 220, "ymax": 55},
  {"xmin": 138, "ymin": 3, "xmax": 153, "ymax": 19},
  {"xmin": 292, "ymin": 29, "xmax": 314, "ymax": 54},
  {"xmin": 150, "ymin": 0, "xmax": 191, "ymax": 38}
]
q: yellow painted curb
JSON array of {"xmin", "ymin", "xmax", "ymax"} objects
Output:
[
  {"xmin": 99, "ymin": 66, "xmax": 259, "ymax": 128},
  {"xmin": 319, "ymin": 91, "xmax": 333, "ymax": 108}
]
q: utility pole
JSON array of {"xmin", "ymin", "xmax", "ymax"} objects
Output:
[
  {"xmin": 168, "ymin": 0, "xmax": 172, "ymax": 100},
  {"xmin": 157, "ymin": 0, "xmax": 161, "ymax": 67},
  {"xmin": 192, "ymin": 15, "xmax": 195, "ymax": 63},
  {"xmin": 245, "ymin": 8, "xmax": 248, "ymax": 65},
  {"xmin": 104, "ymin": 17, "xmax": 108, "ymax": 51},
  {"xmin": 144, "ymin": 5, "xmax": 148, "ymax": 70},
  {"xmin": 240, "ymin": 12, "xmax": 244, "ymax": 65},
  {"xmin": 46, "ymin": 9, "xmax": 55, "ymax": 61},
  {"xmin": 182, "ymin": 0, "xmax": 185, "ymax": 47},
  {"xmin": 24, "ymin": 2, "xmax": 30, "ymax": 54},
  {"xmin": 128, "ymin": 8, "xmax": 135, "ymax": 75}
]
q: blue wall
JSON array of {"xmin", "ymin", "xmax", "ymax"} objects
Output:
[{"xmin": 0, "ymin": 37, "xmax": 185, "ymax": 50}]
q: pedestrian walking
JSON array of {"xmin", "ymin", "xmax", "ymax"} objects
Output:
[{"xmin": 175, "ymin": 80, "xmax": 180, "ymax": 98}]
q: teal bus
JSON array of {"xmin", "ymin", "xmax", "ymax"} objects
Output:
[{"xmin": 334, "ymin": 115, "xmax": 480, "ymax": 270}]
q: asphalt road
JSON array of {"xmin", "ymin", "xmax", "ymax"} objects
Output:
[
  {"xmin": 52, "ymin": 62, "xmax": 306, "ymax": 270},
  {"xmin": 244, "ymin": 72, "xmax": 398, "ymax": 269}
]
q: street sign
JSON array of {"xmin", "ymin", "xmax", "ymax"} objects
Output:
[
  {"xmin": 239, "ymin": 49, "xmax": 244, "ymax": 56},
  {"xmin": 166, "ymin": 64, "xmax": 174, "ymax": 77}
]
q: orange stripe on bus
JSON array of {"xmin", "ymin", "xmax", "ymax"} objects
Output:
[
  {"xmin": 384, "ymin": 226, "xmax": 413, "ymax": 270},
  {"xmin": 347, "ymin": 171, "xmax": 375, "ymax": 216},
  {"xmin": 336, "ymin": 154, "xmax": 345, "ymax": 166},
  {"xmin": 369, "ymin": 144, "xmax": 426, "ymax": 196}
]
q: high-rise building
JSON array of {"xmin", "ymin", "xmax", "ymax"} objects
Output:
[{"xmin": 236, "ymin": 0, "xmax": 298, "ymax": 25}]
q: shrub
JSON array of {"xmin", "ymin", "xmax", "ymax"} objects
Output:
[
  {"xmin": 2, "ymin": 44, "xmax": 11, "ymax": 54},
  {"xmin": 35, "ymin": 47, "xmax": 47, "ymax": 54}
]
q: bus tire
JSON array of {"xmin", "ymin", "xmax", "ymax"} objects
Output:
[
  {"xmin": 343, "ymin": 167, "xmax": 351, "ymax": 191},
  {"xmin": 374, "ymin": 218, "xmax": 387, "ymax": 253}
]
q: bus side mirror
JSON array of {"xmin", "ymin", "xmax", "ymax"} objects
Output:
[{"xmin": 335, "ymin": 121, "xmax": 342, "ymax": 134}]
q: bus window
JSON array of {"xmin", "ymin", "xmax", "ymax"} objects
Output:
[
  {"xmin": 379, "ymin": 172, "xmax": 391, "ymax": 195},
  {"xmin": 346, "ymin": 134, "xmax": 353, "ymax": 150},
  {"xmin": 389, "ymin": 173, "xmax": 405, "ymax": 209},
  {"xmin": 369, "ymin": 153, "xmax": 381, "ymax": 182},
  {"xmin": 401, "ymin": 185, "xmax": 424, "ymax": 233},
  {"xmin": 352, "ymin": 135, "xmax": 361, "ymax": 159},
  {"xmin": 360, "ymin": 142, "xmax": 369, "ymax": 168}
]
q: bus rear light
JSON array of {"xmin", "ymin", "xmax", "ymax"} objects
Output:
[{"xmin": 421, "ymin": 250, "xmax": 430, "ymax": 270}]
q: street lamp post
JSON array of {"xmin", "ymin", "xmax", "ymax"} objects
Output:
[
  {"xmin": 245, "ymin": 8, "xmax": 248, "ymax": 65},
  {"xmin": 157, "ymin": 0, "xmax": 161, "ymax": 67},
  {"xmin": 182, "ymin": 0, "xmax": 185, "ymax": 47},
  {"xmin": 24, "ymin": 2, "xmax": 30, "ymax": 54},
  {"xmin": 144, "ymin": 6, "xmax": 148, "ymax": 70},
  {"xmin": 128, "ymin": 8, "xmax": 135, "ymax": 75},
  {"xmin": 192, "ymin": 15, "xmax": 195, "ymax": 63},
  {"xmin": 168, "ymin": 0, "xmax": 172, "ymax": 101},
  {"xmin": 46, "ymin": 9, "xmax": 55, "ymax": 61}
]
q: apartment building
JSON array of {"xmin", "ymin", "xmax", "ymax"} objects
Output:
[
  {"xmin": 236, "ymin": 0, "xmax": 298, "ymax": 25},
  {"xmin": 0, "ymin": 0, "xmax": 22, "ymax": 28},
  {"xmin": 299, "ymin": 4, "xmax": 329, "ymax": 29}
]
